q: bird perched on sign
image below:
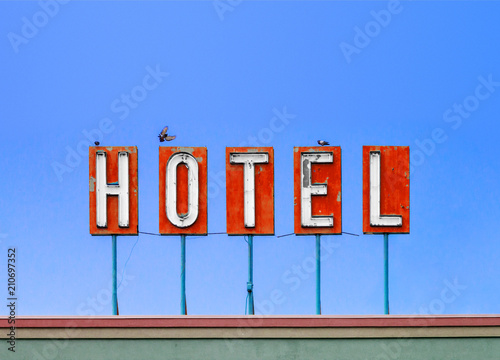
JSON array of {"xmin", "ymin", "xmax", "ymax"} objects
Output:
[
  {"xmin": 317, "ymin": 140, "xmax": 330, "ymax": 146},
  {"xmin": 94, "ymin": 141, "xmax": 100, "ymax": 146},
  {"xmin": 158, "ymin": 126, "xmax": 176, "ymax": 142}
]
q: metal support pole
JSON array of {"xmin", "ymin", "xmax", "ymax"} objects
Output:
[
  {"xmin": 181, "ymin": 235, "xmax": 187, "ymax": 315},
  {"xmin": 316, "ymin": 234, "xmax": 321, "ymax": 315},
  {"xmin": 247, "ymin": 235, "xmax": 254, "ymax": 315},
  {"xmin": 112, "ymin": 235, "xmax": 118, "ymax": 316},
  {"xmin": 384, "ymin": 233, "xmax": 389, "ymax": 315}
]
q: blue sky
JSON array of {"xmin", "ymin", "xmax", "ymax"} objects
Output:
[{"xmin": 1, "ymin": 0, "xmax": 499, "ymax": 316}]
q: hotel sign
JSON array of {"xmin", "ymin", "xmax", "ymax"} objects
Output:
[
  {"xmin": 226, "ymin": 147, "xmax": 275, "ymax": 236},
  {"xmin": 363, "ymin": 146, "xmax": 410, "ymax": 234},
  {"xmin": 89, "ymin": 146, "xmax": 139, "ymax": 236},
  {"xmin": 89, "ymin": 146, "xmax": 409, "ymax": 235},
  {"xmin": 293, "ymin": 146, "xmax": 342, "ymax": 235},
  {"xmin": 159, "ymin": 147, "xmax": 208, "ymax": 235}
]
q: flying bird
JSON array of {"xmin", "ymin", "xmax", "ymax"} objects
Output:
[
  {"xmin": 158, "ymin": 126, "xmax": 176, "ymax": 142},
  {"xmin": 317, "ymin": 140, "xmax": 330, "ymax": 146},
  {"xmin": 94, "ymin": 141, "xmax": 100, "ymax": 146}
]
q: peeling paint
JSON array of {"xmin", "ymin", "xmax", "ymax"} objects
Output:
[
  {"xmin": 337, "ymin": 191, "xmax": 341, "ymax": 202},
  {"xmin": 89, "ymin": 177, "xmax": 96, "ymax": 192},
  {"xmin": 172, "ymin": 147, "xmax": 195, "ymax": 154},
  {"xmin": 302, "ymin": 159, "xmax": 310, "ymax": 187}
]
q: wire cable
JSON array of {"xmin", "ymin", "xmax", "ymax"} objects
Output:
[{"xmin": 117, "ymin": 236, "xmax": 140, "ymax": 289}]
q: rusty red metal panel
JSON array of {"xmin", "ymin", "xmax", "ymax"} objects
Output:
[
  {"xmin": 294, "ymin": 146, "xmax": 342, "ymax": 235},
  {"xmin": 159, "ymin": 147, "xmax": 208, "ymax": 235},
  {"xmin": 363, "ymin": 146, "xmax": 410, "ymax": 234},
  {"xmin": 89, "ymin": 146, "xmax": 138, "ymax": 236},
  {"xmin": 226, "ymin": 147, "xmax": 274, "ymax": 235}
]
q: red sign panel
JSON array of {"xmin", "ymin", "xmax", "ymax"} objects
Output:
[
  {"xmin": 226, "ymin": 147, "xmax": 274, "ymax": 235},
  {"xmin": 294, "ymin": 147, "xmax": 342, "ymax": 235},
  {"xmin": 159, "ymin": 147, "xmax": 208, "ymax": 235},
  {"xmin": 363, "ymin": 146, "xmax": 410, "ymax": 234},
  {"xmin": 89, "ymin": 146, "xmax": 138, "ymax": 236}
]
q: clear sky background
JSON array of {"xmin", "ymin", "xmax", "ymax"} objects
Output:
[{"xmin": 1, "ymin": 0, "xmax": 499, "ymax": 317}]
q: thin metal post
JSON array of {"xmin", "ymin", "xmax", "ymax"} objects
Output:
[
  {"xmin": 112, "ymin": 235, "xmax": 117, "ymax": 316},
  {"xmin": 181, "ymin": 235, "xmax": 187, "ymax": 315},
  {"xmin": 316, "ymin": 234, "xmax": 321, "ymax": 315},
  {"xmin": 384, "ymin": 233, "xmax": 389, "ymax": 315},
  {"xmin": 247, "ymin": 235, "xmax": 254, "ymax": 315}
]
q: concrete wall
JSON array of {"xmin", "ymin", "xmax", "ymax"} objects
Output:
[
  {"xmin": 8, "ymin": 338, "xmax": 500, "ymax": 360},
  {"xmin": 2, "ymin": 316, "xmax": 499, "ymax": 360}
]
